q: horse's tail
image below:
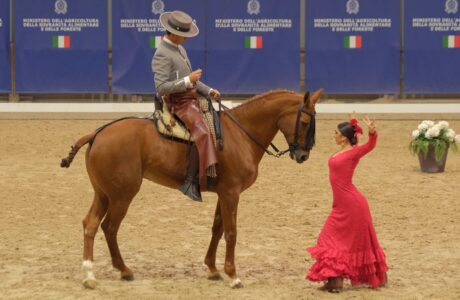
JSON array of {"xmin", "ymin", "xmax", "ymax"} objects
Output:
[{"xmin": 60, "ymin": 132, "xmax": 96, "ymax": 168}]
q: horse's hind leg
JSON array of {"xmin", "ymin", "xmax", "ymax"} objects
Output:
[
  {"xmin": 82, "ymin": 191, "xmax": 108, "ymax": 289},
  {"xmin": 101, "ymin": 196, "xmax": 135, "ymax": 281},
  {"xmin": 205, "ymin": 199, "xmax": 224, "ymax": 280}
]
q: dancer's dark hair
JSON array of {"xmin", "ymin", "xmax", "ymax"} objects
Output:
[{"xmin": 338, "ymin": 122, "xmax": 358, "ymax": 145}]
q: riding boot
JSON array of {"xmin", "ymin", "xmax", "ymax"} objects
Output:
[{"xmin": 179, "ymin": 144, "xmax": 202, "ymax": 202}]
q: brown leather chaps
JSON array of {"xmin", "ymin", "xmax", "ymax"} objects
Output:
[{"xmin": 167, "ymin": 89, "xmax": 218, "ymax": 180}]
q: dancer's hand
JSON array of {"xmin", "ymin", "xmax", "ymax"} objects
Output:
[
  {"xmin": 362, "ymin": 116, "xmax": 376, "ymax": 134},
  {"xmin": 349, "ymin": 111, "xmax": 357, "ymax": 120}
]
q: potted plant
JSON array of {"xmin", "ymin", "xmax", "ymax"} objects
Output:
[{"xmin": 410, "ymin": 120, "xmax": 460, "ymax": 173}]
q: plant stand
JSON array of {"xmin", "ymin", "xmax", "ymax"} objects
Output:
[{"xmin": 417, "ymin": 145, "xmax": 448, "ymax": 173}]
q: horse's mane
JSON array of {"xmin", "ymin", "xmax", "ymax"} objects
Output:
[{"xmin": 230, "ymin": 89, "xmax": 300, "ymax": 115}]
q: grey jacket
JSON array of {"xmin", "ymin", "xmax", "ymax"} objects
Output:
[{"xmin": 152, "ymin": 39, "xmax": 211, "ymax": 97}]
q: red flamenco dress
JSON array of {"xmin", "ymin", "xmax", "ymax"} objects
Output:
[{"xmin": 306, "ymin": 132, "xmax": 388, "ymax": 288}]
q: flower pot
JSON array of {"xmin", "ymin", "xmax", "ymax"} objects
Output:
[{"xmin": 417, "ymin": 144, "xmax": 448, "ymax": 173}]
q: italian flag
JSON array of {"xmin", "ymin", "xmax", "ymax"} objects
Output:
[
  {"xmin": 150, "ymin": 36, "xmax": 163, "ymax": 48},
  {"xmin": 245, "ymin": 36, "xmax": 263, "ymax": 49},
  {"xmin": 344, "ymin": 35, "xmax": 362, "ymax": 49},
  {"xmin": 53, "ymin": 35, "xmax": 70, "ymax": 49},
  {"xmin": 443, "ymin": 35, "xmax": 460, "ymax": 48}
]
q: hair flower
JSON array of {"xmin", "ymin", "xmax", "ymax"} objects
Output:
[{"xmin": 350, "ymin": 118, "xmax": 363, "ymax": 136}]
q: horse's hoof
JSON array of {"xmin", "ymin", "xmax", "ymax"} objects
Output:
[
  {"xmin": 121, "ymin": 274, "xmax": 134, "ymax": 281},
  {"xmin": 82, "ymin": 278, "xmax": 97, "ymax": 289},
  {"xmin": 230, "ymin": 278, "xmax": 243, "ymax": 289},
  {"xmin": 207, "ymin": 272, "xmax": 223, "ymax": 281}
]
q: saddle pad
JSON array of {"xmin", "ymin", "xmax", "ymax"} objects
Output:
[
  {"xmin": 154, "ymin": 98, "xmax": 216, "ymax": 144},
  {"xmin": 154, "ymin": 102, "xmax": 192, "ymax": 141}
]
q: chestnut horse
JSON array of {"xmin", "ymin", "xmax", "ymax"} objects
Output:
[{"xmin": 61, "ymin": 88, "xmax": 323, "ymax": 289}]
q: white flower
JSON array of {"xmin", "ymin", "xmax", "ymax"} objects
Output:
[
  {"xmin": 413, "ymin": 120, "xmax": 458, "ymax": 144},
  {"xmin": 418, "ymin": 123, "xmax": 429, "ymax": 131},
  {"xmin": 422, "ymin": 120, "xmax": 435, "ymax": 127},
  {"xmin": 418, "ymin": 120, "xmax": 435, "ymax": 130},
  {"xmin": 426, "ymin": 127, "xmax": 440, "ymax": 138},
  {"xmin": 446, "ymin": 129, "xmax": 456, "ymax": 141},
  {"xmin": 433, "ymin": 124, "xmax": 443, "ymax": 132},
  {"xmin": 455, "ymin": 135, "xmax": 460, "ymax": 144},
  {"xmin": 437, "ymin": 121, "xmax": 449, "ymax": 129}
]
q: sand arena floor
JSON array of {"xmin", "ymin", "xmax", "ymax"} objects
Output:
[{"xmin": 0, "ymin": 113, "xmax": 459, "ymax": 299}]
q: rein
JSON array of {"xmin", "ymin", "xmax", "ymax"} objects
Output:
[
  {"xmin": 222, "ymin": 106, "xmax": 289, "ymax": 157},
  {"xmin": 217, "ymin": 101, "xmax": 315, "ymax": 158}
]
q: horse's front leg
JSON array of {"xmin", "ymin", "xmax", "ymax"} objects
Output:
[
  {"xmin": 219, "ymin": 192, "xmax": 243, "ymax": 288},
  {"xmin": 204, "ymin": 199, "xmax": 224, "ymax": 280}
]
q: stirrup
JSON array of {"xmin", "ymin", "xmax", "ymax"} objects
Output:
[{"xmin": 179, "ymin": 180, "xmax": 202, "ymax": 202}]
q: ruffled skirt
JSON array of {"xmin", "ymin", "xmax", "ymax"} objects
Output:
[{"xmin": 306, "ymin": 246, "xmax": 387, "ymax": 288}]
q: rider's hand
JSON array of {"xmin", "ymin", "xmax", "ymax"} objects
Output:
[
  {"xmin": 209, "ymin": 89, "xmax": 221, "ymax": 102},
  {"xmin": 189, "ymin": 69, "xmax": 202, "ymax": 84}
]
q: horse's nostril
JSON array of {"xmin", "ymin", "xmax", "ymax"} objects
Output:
[{"xmin": 301, "ymin": 155, "xmax": 307, "ymax": 161}]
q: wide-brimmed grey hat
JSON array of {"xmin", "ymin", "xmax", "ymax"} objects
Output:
[{"xmin": 159, "ymin": 11, "xmax": 199, "ymax": 38}]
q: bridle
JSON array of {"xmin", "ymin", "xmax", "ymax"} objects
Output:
[
  {"xmin": 221, "ymin": 102, "xmax": 316, "ymax": 158},
  {"xmin": 290, "ymin": 104, "xmax": 316, "ymax": 154}
]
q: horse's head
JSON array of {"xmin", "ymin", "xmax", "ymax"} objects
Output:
[{"xmin": 278, "ymin": 88, "xmax": 323, "ymax": 163}]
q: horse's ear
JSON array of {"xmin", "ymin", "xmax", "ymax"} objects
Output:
[
  {"xmin": 310, "ymin": 88, "xmax": 324, "ymax": 105},
  {"xmin": 303, "ymin": 92, "xmax": 310, "ymax": 104}
]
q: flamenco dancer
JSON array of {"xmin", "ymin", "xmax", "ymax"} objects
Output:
[{"xmin": 306, "ymin": 114, "xmax": 388, "ymax": 293}]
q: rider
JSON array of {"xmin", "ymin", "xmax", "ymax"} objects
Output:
[{"xmin": 152, "ymin": 10, "xmax": 221, "ymax": 202}]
